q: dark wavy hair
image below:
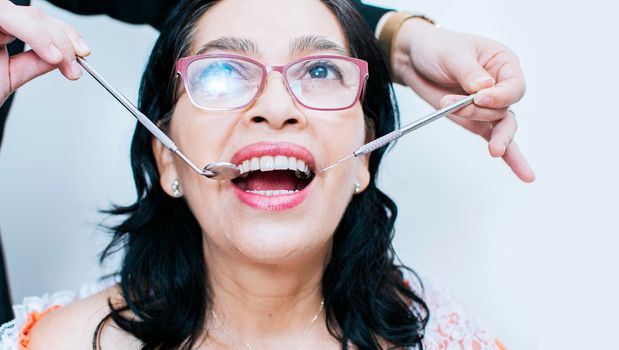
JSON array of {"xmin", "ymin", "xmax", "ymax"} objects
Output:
[{"xmin": 97, "ymin": 0, "xmax": 429, "ymax": 349}]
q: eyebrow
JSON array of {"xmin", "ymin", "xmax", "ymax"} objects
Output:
[
  {"xmin": 289, "ymin": 35, "xmax": 347, "ymax": 56},
  {"xmin": 195, "ymin": 35, "xmax": 347, "ymax": 57}
]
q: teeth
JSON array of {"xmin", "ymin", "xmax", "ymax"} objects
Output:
[
  {"xmin": 242, "ymin": 160, "xmax": 250, "ymax": 174},
  {"xmin": 274, "ymin": 155, "xmax": 288, "ymax": 170},
  {"xmin": 250, "ymin": 157, "xmax": 260, "ymax": 171},
  {"xmin": 245, "ymin": 189, "xmax": 299, "ymax": 196},
  {"xmin": 260, "ymin": 156, "xmax": 274, "ymax": 171},
  {"xmin": 288, "ymin": 157, "xmax": 297, "ymax": 170},
  {"xmin": 296, "ymin": 159, "xmax": 305, "ymax": 172},
  {"xmin": 236, "ymin": 155, "xmax": 312, "ymax": 178}
]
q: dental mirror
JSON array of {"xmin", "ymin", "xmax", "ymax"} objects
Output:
[
  {"xmin": 320, "ymin": 93, "xmax": 477, "ymax": 173},
  {"xmin": 77, "ymin": 57, "xmax": 240, "ymax": 181}
]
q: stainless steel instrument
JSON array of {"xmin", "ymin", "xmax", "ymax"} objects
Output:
[
  {"xmin": 77, "ymin": 57, "xmax": 240, "ymax": 181},
  {"xmin": 320, "ymin": 93, "xmax": 476, "ymax": 173}
]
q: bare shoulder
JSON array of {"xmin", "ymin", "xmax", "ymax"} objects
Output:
[{"xmin": 28, "ymin": 285, "xmax": 140, "ymax": 350}]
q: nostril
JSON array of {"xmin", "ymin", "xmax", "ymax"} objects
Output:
[
  {"xmin": 251, "ymin": 116, "xmax": 267, "ymax": 123},
  {"xmin": 285, "ymin": 118, "xmax": 298, "ymax": 125}
]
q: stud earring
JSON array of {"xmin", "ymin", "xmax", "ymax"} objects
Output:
[
  {"xmin": 353, "ymin": 181, "xmax": 361, "ymax": 194},
  {"xmin": 171, "ymin": 178, "xmax": 182, "ymax": 197}
]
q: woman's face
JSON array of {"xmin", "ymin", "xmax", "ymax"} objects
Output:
[{"xmin": 154, "ymin": 0, "xmax": 370, "ymax": 263}]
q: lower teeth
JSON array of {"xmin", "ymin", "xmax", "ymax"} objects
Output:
[{"xmin": 246, "ymin": 189, "xmax": 299, "ymax": 196}]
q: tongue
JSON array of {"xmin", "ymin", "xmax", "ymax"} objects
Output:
[{"xmin": 243, "ymin": 170, "xmax": 302, "ymax": 191}]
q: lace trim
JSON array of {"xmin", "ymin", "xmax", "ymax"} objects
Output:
[
  {"xmin": 420, "ymin": 279, "xmax": 502, "ymax": 350},
  {"xmin": 0, "ymin": 277, "xmax": 502, "ymax": 350},
  {"xmin": 0, "ymin": 279, "xmax": 116, "ymax": 350}
]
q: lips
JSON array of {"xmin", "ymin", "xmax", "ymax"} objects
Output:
[{"xmin": 229, "ymin": 142, "xmax": 317, "ymax": 211}]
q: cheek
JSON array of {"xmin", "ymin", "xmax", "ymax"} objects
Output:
[
  {"xmin": 166, "ymin": 99, "xmax": 244, "ymax": 238},
  {"xmin": 317, "ymin": 105, "xmax": 367, "ymax": 165},
  {"xmin": 169, "ymin": 98, "xmax": 241, "ymax": 169}
]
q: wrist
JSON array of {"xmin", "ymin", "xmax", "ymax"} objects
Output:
[
  {"xmin": 377, "ymin": 12, "xmax": 437, "ymax": 79},
  {"xmin": 396, "ymin": 16, "xmax": 437, "ymax": 51}
]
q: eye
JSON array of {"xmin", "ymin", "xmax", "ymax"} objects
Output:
[
  {"xmin": 300, "ymin": 61, "xmax": 343, "ymax": 80},
  {"xmin": 199, "ymin": 61, "xmax": 243, "ymax": 81},
  {"xmin": 308, "ymin": 65, "xmax": 328, "ymax": 78}
]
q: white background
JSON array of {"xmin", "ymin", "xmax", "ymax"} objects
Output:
[{"xmin": 1, "ymin": 0, "xmax": 618, "ymax": 349}]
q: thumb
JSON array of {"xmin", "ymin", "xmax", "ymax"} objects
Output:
[
  {"xmin": 445, "ymin": 53, "xmax": 495, "ymax": 93},
  {"xmin": 9, "ymin": 50, "xmax": 55, "ymax": 92}
]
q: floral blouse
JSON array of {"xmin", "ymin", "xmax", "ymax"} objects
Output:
[{"xmin": 0, "ymin": 278, "xmax": 506, "ymax": 349}]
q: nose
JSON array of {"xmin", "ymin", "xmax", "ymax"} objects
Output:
[{"xmin": 242, "ymin": 71, "xmax": 307, "ymax": 130}]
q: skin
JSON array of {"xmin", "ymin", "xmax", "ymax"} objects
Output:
[
  {"xmin": 0, "ymin": 0, "xmax": 533, "ymax": 183},
  {"xmin": 0, "ymin": 0, "xmax": 524, "ymax": 348},
  {"xmin": 30, "ymin": 0, "xmax": 369, "ymax": 348},
  {"xmin": 0, "ymin": 0, "xmax": 88, "ymax": 107},
  {"xmin": 393, "ymin": 18, "xmax": 535, "ymax": 182}
]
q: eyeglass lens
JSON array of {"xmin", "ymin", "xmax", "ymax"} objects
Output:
[{"xmin": 185, "ymin": 57, "xmax": 361, "ymax": 110}]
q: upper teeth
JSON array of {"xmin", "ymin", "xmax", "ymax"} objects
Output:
[{"xmin": 238, "ymin": 155, "xmax": 311, "ymax": 178}]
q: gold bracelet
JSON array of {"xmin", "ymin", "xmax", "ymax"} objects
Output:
[{"xmin": 377, "ymin": 12, "xmax": 438, "ymax": 66}]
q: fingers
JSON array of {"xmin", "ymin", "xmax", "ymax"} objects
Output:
[
  {"xmin": 488, "ymin": 113, "xmax": 535, "ymax": 183},
  {"xmin": 37, "ymin": 15, "xmax": 82, "ymax": 80},
  {"xmin": 501, "ymin": 142, "xmax": 536, "ymax": 183},
  {"xmin": 488, "ymin": 110, "xmax": 517, "ymax": 157},
  {"xmin": 444, "ymin": 51, "xmax": 495, "ymax": 94},
  {"xmin": 0, "ymin": 3, "xmax": 63, "ymax": 64},
  {"xmin": 473, "ymin": 60, "xmax": 526, "ymax": 109},
  {"xmin": 0, "ymin": 32, "xmax": 15, "ymax": 46},
  {"xmin": 441, "ymin": 94, "xmax": 507, "ymax": 121},
  {"xmin": 0, "ymin": 3, "xmax": 90, "ymax": 80},
  {"xmin": 48, "ymin": 17, "xmax": 91, "ymax": 57},
  {"xmin": 448, "ymin": 112, "xmax": 535, "ymax": 183},
  {"xmin": 8, "ymin": 49, "xmax": 55, "ymax": 91}
]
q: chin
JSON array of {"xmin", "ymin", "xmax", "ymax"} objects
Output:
[{"xmin": 228, "ymin": 225, "xmax": 329, "ymax": 264}]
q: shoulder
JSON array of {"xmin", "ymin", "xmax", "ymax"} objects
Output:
[
  {"xmin": 26, "ymin": 286, "xmax": 121, "ymax": 350},
  {"xmin": 28, "ymin": 285, "xmax": 142, "ymax": 350}
]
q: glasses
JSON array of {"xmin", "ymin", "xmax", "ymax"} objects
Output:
[{"xmin": 175, "ymin": 53, "xmax": 368, "ymax": 111}]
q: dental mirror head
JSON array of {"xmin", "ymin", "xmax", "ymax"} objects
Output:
[{"xmin": 203, "ymin": 162, "xmax": 241, "ymax": 180}]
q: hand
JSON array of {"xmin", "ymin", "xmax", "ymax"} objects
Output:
[
  {"xmin": 391, "ymin": 18, "xmax": 535, "ymax": 183},
  {"xmin": 0, "ymin": 0, "xmax": 91, "ymax": 106}
]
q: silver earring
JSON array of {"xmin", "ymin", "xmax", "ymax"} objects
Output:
[
  {"xmin": 354, "ymin": 181, "xmax": 361, "ymax": 194},
  {"xmin": 171, "ymin": 179, "xmax": 182, "ymax": 197}
]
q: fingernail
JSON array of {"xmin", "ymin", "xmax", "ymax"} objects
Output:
[
  {"xmin": 472, "ymin": 76, "xmax": 494, "ymax": 89},
  {"xmin": 49, "ymin": 44, "xmax": 62, "ymax": 61},
  {"xmin": 70, "ymin": 59, "xmax": 82, "ymax": 78},
  {"xmin": 475, "ymin": 94, "xmax": 494, "ymax": 106},
  {"xmin": 441, "ymin": 97, "xmax": 458, "ymax": 107},
  {"xmin": 77, "ymin": 38, "xmax": 91, "ymax": 54}
]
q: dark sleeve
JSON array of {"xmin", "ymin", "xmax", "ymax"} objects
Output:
[
  {"xmin": 46, "ymin": 0, "xmax": 393, "ymax": 33},
  {"xmin": 350, "ymin": 0, "xmax": 392, "ymax": 32},
  {"xmin": 45, "ymin": 0, "xmax": 178, "ymax": 30}
]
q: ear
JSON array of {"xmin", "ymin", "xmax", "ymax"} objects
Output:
[
  {"xmin": 152, "ymin": 136, "xmax": 179, "ymax": 197},
  {"xmin": 355, "ymin": 153, "xmax": 371, "ymax": 193},
  {"xmin": 356, "ymin": 114, "xmax": 374, "ymax": 193}
]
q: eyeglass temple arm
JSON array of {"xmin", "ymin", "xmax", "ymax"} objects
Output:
[{"xmin": 76, "ymin": 57, "xmax": 212, "ymax": 176}]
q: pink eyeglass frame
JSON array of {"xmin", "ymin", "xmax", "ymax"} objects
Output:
[{"xmin": 175, "ymin": 53, "xmax": 369, "ymax": 112}]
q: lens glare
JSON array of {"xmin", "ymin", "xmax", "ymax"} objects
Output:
[
  {"xmin": 186, "ymin": 57, "xmax": 262, "ymax": 109},
  {"xmin": 184, "ymin": 56, "xmax": 362, "ymax": 110}
]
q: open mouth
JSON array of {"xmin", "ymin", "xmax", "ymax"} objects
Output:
[{"xmin": 232, "ymin": 155, "xmax": 315, "ymax": 195}]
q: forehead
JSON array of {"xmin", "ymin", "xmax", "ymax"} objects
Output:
[{"xmin": 191, "ymin": 0, "xmax": 348, "ymax": 61}]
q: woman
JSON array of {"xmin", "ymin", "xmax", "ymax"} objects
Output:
[{"xmin": 1, "ymin": 0, "xmax": 507, "ymax": 349}]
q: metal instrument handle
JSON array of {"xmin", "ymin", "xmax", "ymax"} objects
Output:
[{"xmin": 354, "ymin": 129, "xmax": 403, "ymax": 156}]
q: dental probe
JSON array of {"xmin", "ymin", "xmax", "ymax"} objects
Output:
[
  {"xmin": 77, "ymin": 57, "xmax": 240, "ymax": 181},
  {"xmin": 320, "ymin": 93, "xmax": 477, "ymax": 173}
]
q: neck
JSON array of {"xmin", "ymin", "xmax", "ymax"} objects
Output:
[{"xmin": 203, "ymin": 239, "xmax": 332, "ymax": 349}]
